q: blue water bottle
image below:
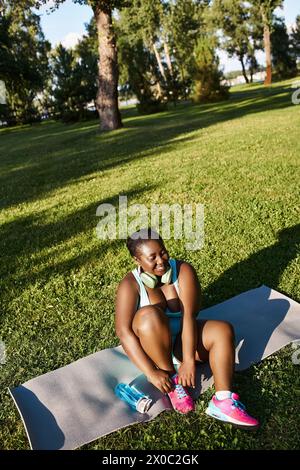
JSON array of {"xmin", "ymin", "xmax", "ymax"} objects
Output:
[{"xmin": 114, "ymin": 383, "xmax": 152, "ymax": 413}]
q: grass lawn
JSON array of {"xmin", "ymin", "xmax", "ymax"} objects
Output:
[{"xmin": 0, "ymin": 78, "xmax": 299, "ymax": 450}]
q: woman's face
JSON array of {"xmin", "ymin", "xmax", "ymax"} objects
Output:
[{"xmin": 134, "ymin": 240, "xmax": 169, "ymax": 275}]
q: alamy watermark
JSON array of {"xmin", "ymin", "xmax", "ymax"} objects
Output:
[
  {"xmin": 96, "ymin": 196, "xmax": 204, "ymax": 250},
  {"xmin": 0, "ymin": 80, "xmax": 6, "ymax": 105},
  {"xmin": 291, "ymin": 81, "xmax": 300, "ymax": 105},
  {"xmin": 291, "ymin": 339, "xmax": 300, "ymax": 365},
  {"xmin": 0, "ymin": 340, "xmax": 6, "ymax": 365}
]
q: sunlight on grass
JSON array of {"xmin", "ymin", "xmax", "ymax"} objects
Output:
[{"xmin": 0, "ymin": 79, "xmax": 299, "ymax": 450}]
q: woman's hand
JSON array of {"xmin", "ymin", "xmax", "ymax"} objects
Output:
[
  {"xmin": 178, "ymin": 359, "xmax": 196, "ymax": 388},
  {"xmin": 146, "ymin": 369, "xmax": 174, "ymax": 394}
]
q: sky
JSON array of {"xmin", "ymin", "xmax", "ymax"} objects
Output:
[{"xmin": 37, "ymin": 0, "xmax": 300, "ymax": 73}]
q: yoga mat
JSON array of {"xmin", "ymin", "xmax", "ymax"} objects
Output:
[{"xmin": 9, "ymin": 285, "xmax": 300, "ymax": 450}]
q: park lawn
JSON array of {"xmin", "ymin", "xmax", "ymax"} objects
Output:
[{"xmin": 0, "ymin": 78, "xmax": 299, "ymax": 450}]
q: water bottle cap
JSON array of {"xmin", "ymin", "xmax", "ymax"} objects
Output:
[{"xmin": 136, "ymin": 397, "xmax": 152, "ymax": 413}]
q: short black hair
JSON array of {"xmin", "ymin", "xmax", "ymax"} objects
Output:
[{"xmin": 126, "ymin": 227, "xmax": 163, "ymax": 257}]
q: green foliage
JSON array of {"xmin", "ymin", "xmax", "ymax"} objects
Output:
[
  {"xmin": 0, "ymin": 3, "xmax": 50, "ymax": 124},
  {"xmin": 209, "ymin": 0, "xmax": 263, "ymax": 83},
  {"xmin": 191, "ymin": 35, "xmax": 229, "ymax": 103},
  {"xmin": 165, "ymin": 0, "xmax": 207, "ymax": 90},
  {"xmin": 290, "ymin": 15, "xmax": 300, "ymax": 62},
  {"xmin": 271, "ymin": 17, "xmax": 297, "ymax": 79},
  {"xmin": 125, "ymin": 0, "xmax": 163, "ymax": 47},
  {"xmin": 251, "ymin": 0, "xmax": 283, "ymax": 28},
  {"xmin": 49, "ymin": 40, "xmax": 98, "ymax": 122},
  {"xmin": 30, "ymin": 0, "xmax": 131, "ymax": 13},
  {"xmin": 117, "ymin": 0, "xmax": 211, "ymax": 108},
  {"xmin": 116, "ymin": 4, "xmax": 167, "ymax": 114}
]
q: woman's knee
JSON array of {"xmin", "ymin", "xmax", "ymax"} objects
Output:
[
  {"xmin": 133, "ymin": 305, "xmax": 168, "ymax": 335},
  {"xmin": 203, "ymin": 320, "xmax": 234, "ymax": 348},
  {"xmin": 215, "ymin": 320, "xmax": 235, "ymax": 340}
]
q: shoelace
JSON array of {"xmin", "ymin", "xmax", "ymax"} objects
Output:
[
  {"xmin": 231, "ymin": 398, "xmax": 246, "ymax": 412},
  {"xmin": 174, "ymin": 384, "xmax": 188, "ymax": 400}
]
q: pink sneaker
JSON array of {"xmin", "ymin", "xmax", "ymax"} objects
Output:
[
  {"xmin": 205, "ymin": 392, "xmax": 259, "ymax": 428},
  {"xmin": 168, "ymin": 374, "xmax": 195, "ymax": 415}
]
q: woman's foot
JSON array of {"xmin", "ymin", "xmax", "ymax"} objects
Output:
[
  {"xmin": 168, "ymin": 374, "xmax": 195, "ymax": 414},
  {"xmin": 205, "ymin": 392, "xmax": 259, "ymax": 428}
]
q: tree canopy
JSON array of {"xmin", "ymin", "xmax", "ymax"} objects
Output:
[{"xmin": 1, "ymin": 0, "xmax": 298, "ymax": 128}]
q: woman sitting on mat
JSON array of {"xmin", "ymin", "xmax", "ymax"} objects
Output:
[{"xmin": 115, "ymin": 227, "xmax": 258, "ymax": 427}]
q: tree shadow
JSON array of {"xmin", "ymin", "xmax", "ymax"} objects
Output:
[
  {"xmin": 203, "ymin": 223, "xmax": 300, "ymax": 308},
  {"xmin": 199, "ymin": 223, "xmax": 300, "ymax": 426},
  {"xmin": 0, "ymin": 184, "xmax": 156, "ymax": 301},
  {"xmin": 0, "ymin": 82, "xmax": 295, "ymax": 210}
]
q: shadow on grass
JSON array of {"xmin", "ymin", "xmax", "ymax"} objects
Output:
[
  {"xmin": 201, "ymin": 223, "xmax": 300, "ymax": 437},
  {"xmin": 204, "ymin": 223, "xmax": 300, "ymax": 308},
  {"xmin": 0, "ymin": 184, "xmax": 156, "ymax": 300},
  {"xmin": 0, "ymin": 83, "xmax": 295, "ymax": 210}
]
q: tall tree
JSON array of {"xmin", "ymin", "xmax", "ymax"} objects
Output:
[
  {"xmin": 15, "ymin": 0, "xmax": 131, "ymax": 131},
  {"xmin": 191, "ymin": 34, "xmax": 229, "ymax": 103},
  {"xmin": 0, "ymin": 2, "xmax": 50, "ymax": 124},
  {"xmin": 209, "ymin": 0, "xmax": 252, "ymax": 84},
  {"xmin": 116, "ymin": 5, "xmax": 166, "ymax": 112},
  {"xmin": 251, "ymin": 0, "xmax": 283, "ymax": 85},
  {"xmin": 120, "ymin": 0, "xmax": 166, "ymax": 97},
  {"xmin": 117, "ymin": 0, "xmax": 209, "ymax": 106},
  {"xmin": 290, "ymin": 15, "xmax": 300, "ymax": 63},
  {"xmin": 246, "ymin": 6, "xmax": 263, "ymax": 82},
  {"xmin": 271, "ymin": 16, "xmax": 297, "ymax": 79},
  {"xmin": 47, "ymin": 41, "xmax": 97, "ymax": 121},
  {"xmin": 167, "ymin": 0, "xmax": 206, "ymax": 88},
  {"xmin": 209, "ymin": 0, "xmax": 264, "ymax": 84}
]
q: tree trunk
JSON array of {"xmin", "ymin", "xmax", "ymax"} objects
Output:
[
  {"xmin": 156, "ymin": 81, "xmax": 163, "ymax": 98},
  {"xmin": 153, "ymin": 42, "xmax": 166, "ymax": 81},
  {"xmin": 164, "ymin": 41, "xmax": 173, "ymax": 76},
  {"xmin": 250, "ymin": 68, "xmax": 253, "ymax": 83},
  {"xmin": 261, "ymin": 9, "xmax": 272, "ymax": 86},
  {"xmin": 239, "ymin": 55, "xmax": 249, "ymax": 84},
  {"xmin": 94, "ymin": 7, "xmax": 122, "ymax": 131}
]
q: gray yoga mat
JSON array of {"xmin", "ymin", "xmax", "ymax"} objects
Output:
[{"xmin": 9, "ymin": 285, "xmax": 300, "ymax": 450}]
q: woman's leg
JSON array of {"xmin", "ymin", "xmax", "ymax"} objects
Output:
[
  {"xmin": 199, "ymin": 320, "xmax": 235, "ymax": 391},
  {"xmin": 132, "ymin": 305, "xmax": 176, "ymax": 376},
  {"xmin": 173, "ymin": 319, "xmax": 235, "ymax": 391}
]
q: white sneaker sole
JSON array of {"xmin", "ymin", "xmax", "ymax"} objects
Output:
[{"xmin": 205, "ymin": 406, "xmax": 259, "ymax": 429}]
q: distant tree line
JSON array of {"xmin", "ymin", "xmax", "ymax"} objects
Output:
[{"xmin": 1, "ymin": 0, "xmax": 299, "ymax": 129}]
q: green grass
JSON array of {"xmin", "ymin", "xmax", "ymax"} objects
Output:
[{"xmin": 0, "ymin": 78, "xmax": 300, "ymax": 450}]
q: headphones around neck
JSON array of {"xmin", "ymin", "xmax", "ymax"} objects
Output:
[{"xmin": 138, "ymin": 264, "xmax": 172, "ymax": 289}]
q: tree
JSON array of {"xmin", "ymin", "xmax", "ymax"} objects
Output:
[
  {"xmin": 271, "ymin": 16, "xmax": 297, "ymax": 79},
  {"xmin": 14, "ymin": 0, "xmax": 131, "ymax": 131},
  {"xmin": 191, "ymin": 34, "xmax": 229, "ymax": 103},
  {"xmin": 116, "ymin": 5, "xmax": 167, "ymax": 113},
  {"xmin": 74, "ymin": 23, "xmax": 99, "ymax": 111},
  {"xmin": 209, "ymin": 0, "xmax": 263, "ymax": 84},
  {"xmin": 0, "ymin": 2, "xmax": 50, "ymax": 124},
  {"xmin": 209, "ymin": 0, "xmax": 251, "ymax": 84},
  {"xmin": 246, "ymin": 6, "xmax": 263, "ymax": 82},
  {"xmin": 251, "ymin": 0, "xmax": 283, "ymax": 85},
  {"xmin": 116, "ymin": 0, "xmax": 211, "ymax": 107},
  {"xmin": 167, "ymin": 0, "xmax": 207, "ymax": 94},
  {"xmin": 45, "ymin": 23, "xmax": 98, "ymax": 122},
  {"xmin": 290, "ymin": 15, "xmax": 300, "ymax": 63},
  {"xmin": 117, "ymin": 0, "xmax": 166, "ymax": 102}
]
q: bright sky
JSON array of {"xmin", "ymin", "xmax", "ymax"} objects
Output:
[{"xmin": 37, "ymin": 0, "xmax": 300, "ymax": 73}]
